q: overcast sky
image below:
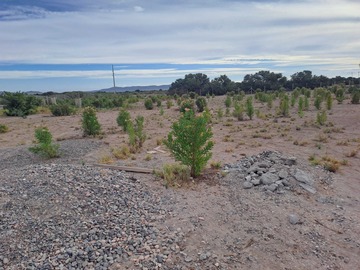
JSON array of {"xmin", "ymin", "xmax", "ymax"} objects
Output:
[{"xmin": 1, "ymin": 0, "xmax": 359, "ymax": 92}]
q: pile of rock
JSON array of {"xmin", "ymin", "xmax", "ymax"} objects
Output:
[{"xmin": 224, "ymin": 151, "xmax": 321, "ymax": 194}]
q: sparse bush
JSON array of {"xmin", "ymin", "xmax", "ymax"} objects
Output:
[
  {"xmin": 316, "ymin": 110, "xmax": 327, "ymax": 126},
  {"xmin": 144, "ymin": 98, "xmax": 154, "ymax": 110},
  {"xmin": 2, "ymin": 92, "xmax": 42, "ymax": 117},
  {"xmin": 116, "ymin": 109, "xmax": 131, "ymax": 131},
  {"xmin": 165, "ymin": 110, "xmax": 214, "ymax": 177},
  {"xmin": 326, "ymin": 92, "xmax": 333, "ymax": 110},
  {"xmin": 50, "ymin": 103, "xmax": 76, "ymax": 116},
  {"xmin": 195, "ymin": 97, "xmax": 207, "ymax": 112},
  {"xmin": 82, "ymin": 106, "xmax": 101, "ymax": 136},
  {"xmin": 314, "ymin": 95, "xmax": 322, "ymax": 110},
  {"xmin": 278, "ymin": 95, "xmax": 290, "ymax": 117},
  {"xmin": 157, "ymin": 163, "xmax": 191, "ymax": 188},
  {"xmin": 233, "ymin": 102, "xmax": 244, "ymax": 121},
  {"xmin": 245, "ymin": 96, "xmax": 254, "ymax": 120},
  {"xmin": 336, "ymin": 88, "xmax": 345, "ymax": 103},
  {"xmin": 304, "ymin": 96, "xmax": 310, "ymax": 111},
  {"xmin": 29, "ymin": 127, "xmax": 60, "ymax": 158},
  {"xmin": 166, "ymin": 100, "xmax": 173, "ymax": 109},
  {"xmin": 179, "ymin": 99, "xmax": 195, "ymax": 113},
  {"xmin": 225, "ymin": 96, "xmax": 232, "ymax": 108},
  {"xmin": 0, "ymin": 124, "xmax": 9, "ymax": 133},
  {"xmin": 351, "ymin": 90, "xmax": 360, "ymax": 104},
  {"xmin": 217, "ymin": 108, "xmax": 224, "ymax": 119},
  {"xmin": 127, "ymin": 115, "xmax": 146, "ymax": 153},
  {"xmin": 298, "ymin": 96, "xmax": 304, "ymax": 115},
  {"xmin": 112, "ymin": 145, "xmax": 131, "ymax": 159}
]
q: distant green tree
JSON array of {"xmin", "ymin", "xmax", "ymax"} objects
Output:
[
  {"xmin": 245, "ymin": 96, "xmax": 254, "ymax": 120},
  {"xmin": 2, "ymin": 92, "xmax": 42, "ymax": 117}
]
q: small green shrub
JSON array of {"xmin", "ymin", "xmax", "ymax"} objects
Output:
[
  {"xmin": 127, "ymin": 115, "xmax": 146, "ymax": 153},
  {"xmin": 316, "ymin": 110, "xmax": 327, "ymax": 126},
  {"xmin": 50, "ymin": 103, "xmax": 76, "ymax": 116},
  {"xmin": 233, "ymin": 102, "xmax": 244, "ymax": 121},
  {"xmin": 82, "ymin": 107, "xmax": 101, "ymax": 136},
  {"xmin": 245, "ymin": 96, "xmax": 254, "ymax": 120},
  {"xmin": 351, "ymin": 90, "xmax": 360, "ymax": 104},
  {"xmin": 144, "ymin": 98, "xmax": 154, "ymax": 110},
  {"xmin": 314, "ymin": 95, "xmax": 322, "ymax": 110},
  {"xmin": 116, "ymin": 109, "xmax": 131, "ymax": 131},
  {"xmin": 179, "ymin": 99, "xmax": 195, "ymax": 113},
  {"xmin": 326, "ymin": 92, "xmax": 333, "ymax": 110},
  {"xmin": 336, "ymin": 88, "xmax": 345, "ymax": 103},
  {"xmin": 165, "ymin": 110, "xmax": 214, "ymax": 177},
  {"xmin": 195, "ymin": 97, "xmax": 207, "ymax": 112},
  {"xmin": 166, "ymin": 100, "xmax": 173, "ymax": 109},
  {"xmin": 2, "ymin": 92, "xmax": 42, "ymax": 117},
  {"xmin": 29, "ymin": 127, "xmax": 60, "ymax": 158},
  {"xmin": 278, "ymin": 95, "xmax": 289, "ymax": 117},
  {"xmin": 0, "ymin": 124, "xmax": 9, "ymax": 133},
  {"xmin": 225, "ymin": 96, "xmax": 232, "ymax": 108}
]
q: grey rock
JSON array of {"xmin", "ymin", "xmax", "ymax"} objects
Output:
[
  {"xmin": 251, "ymin": 178, "xmax": 261, "ymax": 186},
  {"xmin": 267, "ymin": 184, "xmax": 278, "ymax": 192},
  {"xmin": 283, "ymin": 157, "xmax": 297, "ymax": 166},
  {"xmin": 299, "ymin": 183, "xmax": 316, "ymax": 194},
  {"xmin": 294, "ymin": 169, "xmax": 314, "ymax": 185},
  {"xmin": 260, "ymin": 173, "xmax": 279, "ymax": 185},
  {"xmin": 245, "ymin": 175, "xmax": 252, "ymax": 182},
  {"xmin": 278, "ymin": 169, "xmax": 288, "ymax": 179},
  {"xmin": 200, "ymin": 253, "xmax": 208, "ymax": 260},
  {"xmin": 243, "ymin": 182, "xmax": 253, "ymax": 189},
  {"xmin": 289, "ymin": 214, "xmax": 300, "ymax": 225}
]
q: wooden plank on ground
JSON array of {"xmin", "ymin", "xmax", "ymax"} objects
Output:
[{"xmin": 93, "ymin": 164, "xmax": 153, "ymax": 174}]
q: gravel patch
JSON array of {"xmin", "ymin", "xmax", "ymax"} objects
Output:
[{"xmin": 0, "ymin": 164, "xmax": 181, "ymax": 269}]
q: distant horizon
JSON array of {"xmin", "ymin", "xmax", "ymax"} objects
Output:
[{"xmin": 1, "ymin": 0, "xmax": 359, "ymax": 92}]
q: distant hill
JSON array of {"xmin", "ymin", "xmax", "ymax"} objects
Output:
[{"xmin": 96, "ymin": 85, "xmax": 170, "ymax": 93}]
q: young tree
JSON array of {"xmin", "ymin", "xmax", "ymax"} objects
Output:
[
  {"xmin": 82, "ymin": 107, "xmax": 101, "ymax": 136},
  {"xmin": 245, "ymin": 96, "xmax": 254, "ymax": 120},
  {"xmin": 165, "ymin": 110, "xmax": 214, "ymax": 177},
  {"xmin": 116, "ymin": 109, "xmax": 131, "ymax": 131}
]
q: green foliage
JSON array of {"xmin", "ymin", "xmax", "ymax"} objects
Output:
[
  {"xmin": 144, "ymin": 98, "xmax": 154, "ymax": 110},
  {"xmin": 50, "ymin": 103, "xmax": 76, "ymax": 116},
  {"xmin": 278, "ymin": 95, "xmax": 290, "ymax": 117},
  {"xmin": 290, "ymin": 94, "xmax": 296, "ymax": 107},
  {"xmin": 82, "ymin": 107, "xmax": 101, "ymax": 136},
  {"xmin": 157, "ymin": 163, "xmax": 191, "ymax": 188},
  {"xmin": 164, "ymin": 110, "xmax": 214, "ymax": 177},
  {"xmin": 156, "ymin": 99, "xmax": 162, "ymax": 107},
  {"xmin": 336, "ymin": 88, "xmax": 345, "ymax": 103},
  {"xmin": 179, "ymin": 99, "xmax": 195, "ymax": 113},
  {"xmin": 298, "ymin": 96, "xmax": 304, "ymax": 113},
  {"xmin": 2, "ymin": 92, "xmax": 42, "ymax": 117},
  {"xmin": 127, "ymin": 115, "xmax": 146, "ymax": 153},
  {"xmin": 351, "ymin": 90, "xmax": 360, "ymax": 104},
  {"xmin": 304, "ymin": 96, "xmax": 310, "ymax": 110},
  {"xmin": 233, "ymin": 102, "xmax": 244, "ymax": 121},
  {"xmin": 225, "ymin": 96, "xmax": 232, "ymax": 108},
  {"xmin": 0, "ymin": 124, "xmax": 9, "ymax": 133},
  {"xmin": 195, "ymin": 97, "xmax": 207, "ymax": 112},
  {"xmin": 314, "ymin": 95, "xmax": 322, "ymax": 110},
  {"xmin": 245, "ymin": 96, "xmax": 254, "ymax": 120},
  {"xmin": 29, "ymin": 127, "xmax": 60, "ymax": 158},
  {"xmin": 316, "ymin": 111, "xmax": 327, "ymax": 126},
  {"xmin": 160, "ymin": 106, "xmax": 164, "ymax": 116},
  {"xmin": 116, "ymin": 109, "xmax": 131, "ymax": 131},
  {"xmin": 166, "ymin": 100, "xmax": 174, "ymax": 109},
  {"xmin": 326, "ymin": 92, "xmax": 333, "ymax": 110}
]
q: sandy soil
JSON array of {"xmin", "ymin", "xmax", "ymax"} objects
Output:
[{"xmin": 0, "ymin": 95, "xmax": 359, "ymax": 269}]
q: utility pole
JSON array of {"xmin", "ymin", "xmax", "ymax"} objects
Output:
[{"xmin": 112, "ymin": 65, "xmax": 116, "ymax": 89}]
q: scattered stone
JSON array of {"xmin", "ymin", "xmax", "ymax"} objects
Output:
[
  {"xmin": 251, "ymin": 178, "xmax": 261, "ymax": 186},
  {"xmin": 267, "ymin": 184, "xmax": 278, "ymax": 192},
  {"xmin": 289, "ymin": 214, "xmax": 300, "ymax": 225},
  {"xmin": 294, "ymin": 169, "xmax": 314, "ymax": 185},
  {"xmin": 299, "ymin": 183, "xmax": 317, "ymax": 194},
  {"xmin": 260, "ymin": 173, "xmax": 279, "ymax": 185},
  {"xmin": 278, "ymin": 169, "xmax": 288, "ymax": 179},
  {"xmin": 243, "ymin": 181, "xmax": 253, "ymax": 189}
]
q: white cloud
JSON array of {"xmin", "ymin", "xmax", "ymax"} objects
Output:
[{"xmin": 0, "ymin": 0, "xmax": 359, "ymax": 90}]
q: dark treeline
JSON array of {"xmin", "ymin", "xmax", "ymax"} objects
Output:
[{"xmin": 168, "ymin": 70, "xmax": 360, "ymax": 96}]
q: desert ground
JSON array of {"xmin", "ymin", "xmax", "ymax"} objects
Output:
[{"xmin": 0, "ymin": 94, "xmax": 359, "ymax": 269}]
